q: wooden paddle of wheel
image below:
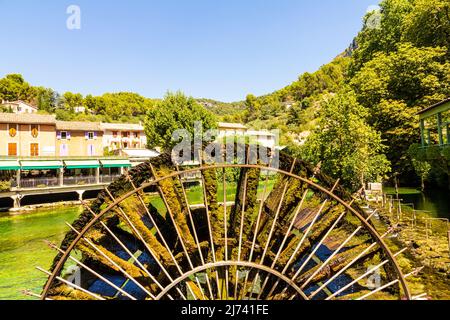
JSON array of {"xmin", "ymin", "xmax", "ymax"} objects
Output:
[{"xmin": 34, "ymin": 145, "xmax": 415, "ymax": 300}]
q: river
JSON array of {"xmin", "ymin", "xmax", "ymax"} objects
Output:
[
  {"xmin": 0, "ymin": 186, "xmax": 448, "ymax": 300},
  {"xmin": 0, "ymin": 206, "xmax": 81, "ymax": 300},
  {"xmin": 384, "ymin": 187, "xmax": 450, "ymax": 219}
]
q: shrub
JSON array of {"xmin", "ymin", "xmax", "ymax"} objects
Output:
[{"xmin": 0, "ymin": 180, "xmax": 12, "ymax": 191}]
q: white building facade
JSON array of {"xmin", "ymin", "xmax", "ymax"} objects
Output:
[
  {"xmin": 217, "ymin": 122, "xmax": 278, "ymax": 150},
  {"xmin": 218, "ymin": 122, "xmax": 248, "ymax": 138},
  {"xmin": 100, "ymin": 122, "xmax": 147, "ymax": 152},
  {"xmin": 1, "ymin": 100, "xmax": 38, "ymax": 114},
  {"xmin": 246, "ymin": 130, "xmax": 277, "ymax": 149}
]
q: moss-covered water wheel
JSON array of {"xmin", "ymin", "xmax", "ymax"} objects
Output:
[{"xmin": 36, "ymin": 144, "xmax": 413, "ymax": 300}]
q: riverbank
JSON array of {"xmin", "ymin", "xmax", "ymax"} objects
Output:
[
  {"xmin": 0, "ymin": 185, "xmax": 448, "ymax": 300},
  {"xmin": 369, "ymin": 200, "xmax": 450, "ymax": 300},
  {"xmin": 5, "ymin": 200, "xmax": 88, "ymax": 216},
  {"xmin": 384, "ymin": 187, "xmax": 449, "ymax": 219}
]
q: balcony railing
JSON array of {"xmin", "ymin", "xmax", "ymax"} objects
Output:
[
  {"xmin": 63, "ymin": 175, "xmax": 97, "ymax": 186},
  {"xmin": 180, "ymin": 171, "xmax": 202, "ymax": 181},
  {"xmin": 19, "ymin": 177, "xmax": 59, "ymax": 189},
  {"xmin": 419, "ymin": 143, "xmax": 450, "ymax": 149},
  {"xmin": 100, "ymin": 174, "xmax": 122, "ymax": 183},
  {"xmin": 12, "ymin": 174, "xmax": 123, "ymax": 190}
]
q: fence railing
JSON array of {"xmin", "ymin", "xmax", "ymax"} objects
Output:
[
  {"xmin": 179, "ymin": 171, "xmax": 202, "ymax": 181},
  {"xmin": 63, "ymin": 176, "xmax": 97, "ymax": 186},
  {"xmin": 14, "ymin": 174, "xmax": 122, "ymax": 189},
  {"xmin": 376, "ymin": 194, "xmax": 450, "ymax": 257},
  {"xmin": 19, "ymin": 177, "xmax": 59, "ymax": 188},
  {"xmin": 100, "ymin": 174, "xmax": 122, "ymax": 183}
]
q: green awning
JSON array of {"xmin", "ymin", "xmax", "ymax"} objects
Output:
[
  {"xmin": 100, "ymin": 159, "xmax": 132, "ymax": 168},
  {"xmin": 0, "ymin": 160, "xmax": 20, "ymax": 171},
  {"xmin": 64, "ymin": 160, "xmax": 100, "ymax": 169},
  {"xmin": 20, "ymin": 160, "xmax": 63, "ymax": 170}
]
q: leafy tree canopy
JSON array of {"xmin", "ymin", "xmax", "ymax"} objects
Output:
[
  {"xmin": 144, "ymin": 91, "xmax": 217, "ymax": 151},
  {"xmin": 299, "ymin": 88, "xmax": 391, "ymax": 191},
  {"xmin": 0, "ymin": 74, "xmax": 34, "ymax": 102}
]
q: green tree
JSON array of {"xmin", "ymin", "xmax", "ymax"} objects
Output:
[
  {"xmin": 62, "ymin": 92, "xmax": 83, "ymax": 112},
  {"xmin": 301, "ymin": 89, "xmax": 391, "ymax": 191},
  {"xmin": 0, "ymin": 74, "xmax": 34, "ymax": 102},
  {"xmin": 32, "ymin": 86, "xmax": 58, "ymax": 112},
  {"xmin": 144, "ymin": 92, "xmax": 217, "ymax": 151},
  {"xmin": 351, "ymin": 44, "xmax": 450, "ymax": 175},
  {"xmin": 243, "ymin": 94, "xmax": 261, "ymax": 122},
  {"xmin": 352, "ymin": 44, "xmax": 449, "ymax": 107},
  {"xmin": 402, "ymin": 0, "xmax": 450, "ymax": 51},
  {"xmin": 412, "ymin": 159, "xmax": 431, "ymax": 191},
  {"xmin": 351, "ymin": 0, "xmax": 414, "ymax": 72}
]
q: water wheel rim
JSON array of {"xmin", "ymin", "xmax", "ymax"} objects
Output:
[{"xmin": 41, "ymin": 163, "xmax": 411, "ymax": 300}]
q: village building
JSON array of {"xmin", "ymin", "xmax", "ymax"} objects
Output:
[
  {"xmin": 1, "ymin": 100, "xmax": 38, "ymax": 114},
  {"xmin": 114, "ymin": 148, "xmax": 160, "ymax": 167},
  {"xmin": 73, "ymin": 106, "xmax": 86, "ymax": 114},
  {"xmin": 217, "ymin": 122, "xmax": 278, "ymax": 150},
  {"xmin": 218, "ymin": 122, "xmax": 248, "ymax": 137},
  {"xmin": 246, "ymin": 130, "xmax": 277, "ymax": 149},
  {"xmin": 0, "ymin": 113, "xmax": 57, "ymax": 157},
  {"xmin": 0, "ymin": 113, "xmax": 131, "ymax": 205},
  {"xmin": 100, "ymin": 122, "xmax": 147, "ymax": 151},
  {"xmin": 55, "ymin": 121, "xmax": 103, "ymax": 157}
]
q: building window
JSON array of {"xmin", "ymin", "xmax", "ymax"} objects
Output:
[
  {"xmin": 87, "ymin": 144, "xmax": 95, "ymax": 156},
  {"xmin": 133, "ymin": 132, "xmax": 139, "ymax": 138},
  {"xmin": 30, "ymin": 143, "xmax": 39, "ymax": 156},
  {"xmin": 30, "ymin": 124, "xmax": 39, "ymax": 138},
  {"xmin": 60, "ymin": 144, "xmax": 69, "ymax": 156},
  {"xmin": 122, "ymin": 131, "xmax": 129, "ymax": 138},
  {"xmin": 9, "ymin": 124, "xmax": 18, "ymax": 137},
  {"xmin": 61, "ymin": 131, "xmax": 68, "ymax": 140},
  {"xmin": 88, "ymin": 132, "xmax": 94, "ymax": 140},
  {"xmin": 8, "ymin": 143, "xmax": 17, "ymax": 156},
  {"xmin": 112, "ymin": 131, "xmax": 118, "ymax": 138}
]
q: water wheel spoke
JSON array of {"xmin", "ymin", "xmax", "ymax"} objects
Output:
[
  {"xmin": 37, "ymin": 266, "xmax": 106, "ymax": 300},
  {"xmin": 38, "ymin": 145, "xmax": 412, "ymax": 300},
  {"xmin": 104, "ymin": 188, "xmax": 187, "ymax": 299}
]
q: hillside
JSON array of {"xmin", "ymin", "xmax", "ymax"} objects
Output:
[
  {"xmin": 1, "ymin": 0, "xmax": 449, "ymax": 190},
  {"xmin": 209, "ymin": 0, "xmax": 450, "ymax": 189}
]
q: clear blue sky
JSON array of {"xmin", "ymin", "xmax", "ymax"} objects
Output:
[{"xmin": 0, "ymin": 0, "xmax": 379, "ymax": 102}]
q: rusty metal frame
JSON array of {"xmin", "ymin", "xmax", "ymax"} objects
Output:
[
  {"xmin": 154, "ymin": 261, "xmax": 308, "ymax": 300},
  {"xmin": 40, "ymin": 163, "xmax": 412, "ymax": 300}
]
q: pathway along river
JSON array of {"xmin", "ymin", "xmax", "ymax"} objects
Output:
[{"xmin": 0, "ymin": 187, "xmax": 448, "ymax": 300}]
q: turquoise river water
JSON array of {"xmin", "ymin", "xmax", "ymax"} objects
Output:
[
  {"xmin": 0, "ymin": 206, "xmax": 81, "ymax": 300},
  {"xmin": 0, "ymin": 186, "xmax": 448, "ymax": 300}
]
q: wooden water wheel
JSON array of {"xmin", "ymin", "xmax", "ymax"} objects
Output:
[{"xmin": 35, "ymin": 145, "xmax": 414, "ymax": 300}]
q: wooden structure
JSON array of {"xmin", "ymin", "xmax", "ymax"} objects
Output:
[
  {"xmin": 34, "ymin": 145, "xmax": 416, "ymax": 300},
  {"xmin": 418, "ymin": 98, "xmax": 450, "ymax": 147}
]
